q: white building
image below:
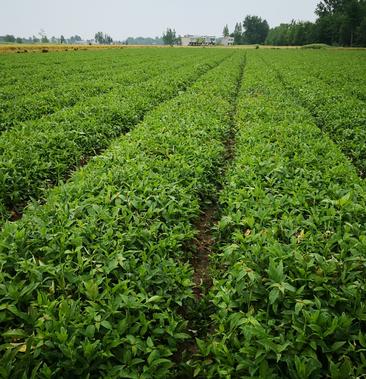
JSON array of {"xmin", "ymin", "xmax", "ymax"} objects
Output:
[
  {"xmin": 217, "ymin": 37, "xmax": 234, "ymax": 46},
  {"xmin": 181, "ymin": 35, "xmax": 217, "ymax": 46},
  {"xmin": 204, "ymin": 36, "xmax": 216, "ymax": 45},
  {"xmin": 181, "ymin": 35, "xmax": 197, "ymax": 46},
  {"xmin": 181, "ymin": 35, "xmax": 234, "ymax": 46}
]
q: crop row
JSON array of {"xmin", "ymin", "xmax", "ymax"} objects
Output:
[
  {"xmin": 0, "ymin": 51, "xmax": 139, "ymax": 94},
  {"xmin": 0, "ymin": 49, "xmax": 202, "ymax": 128},
  {"xmin": 0, "ymin": 50, "xmax": 230, "ymax": 224},
  {"xmin": 0, "ymin": 52, "xmax": 152, "ymax": 124},
  {"xmin": 276, "ymin": 50, "xmax": 366, "ymax": 101},
  {"xmin": 260, "ymin": 50, "xmax": 366, "ymax": 177},
  {"xmin": 0, "ymin": 48, "xmax": 153, "ymax": 90},
  {"xmin": 192, "ymin": 52, "xmax": 366, "ymax": 378},
  {"xmin": 0, "ymin": 49, "xmax": 205, "ymax": 131},
  {"xmin": 0, "ymin": 52, "xmax": 245, "ymax": 378},
  {"xmin": 0, "ymin": 50, "xmax": 212, "ymax": 131},
  {"xmin": 1, "ymin": 49, "xmax": 216, "ymax": 97}
]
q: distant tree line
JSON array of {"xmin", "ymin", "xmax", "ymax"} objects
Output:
[
  {"xmin": 0, "ymin": 30, "xmax": 115, "ymax": 45},
  {"xmin": 265, "ymin": 22, "xmax": 318, "ymax": 46},
  {"xmin": 0, "ymin": 33, "xmax": 85, "ymax": 44},
  {"xmin": 266, "ymin": 0, "xmax": 366, "ymax": 46},
  {"xmin": 315, "ymin": 0, "xmax": 366, "ymax": 46},
  {"xmin": 125, "ymin": 36, "xmax": 163, "ymax": 45},
  {"xmin": 225, "ymin": 0, "xmax": 366, "ymax": 46},
  {"xmin": 0, "ymin": 35, "xmax": 24, "ymax": 44},
  {"xmin": 94, "ymin": 32, "xmax": 113, "ymax": 45},
  {"xmin": 226, "ymin": 16, "xmax": 269, "ymax": 45}
]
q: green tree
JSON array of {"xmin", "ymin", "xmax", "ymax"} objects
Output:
[
  {"xmin": 60, "ymin": 35, "xmax": 66, "ymax": 44},
  {"xmin": 243, "ymin": 15, "xmax": 269, "ymax": 44},
  {"xmin": 223, "ymin": 24, "xmax": 230, "ymax": 37},
  {"xmin": 94, "ymin": 32, "xmax": 112, "ymax": 44},
  {"xmin": 343, "ymin": 0, "xmax": 365, "ymax": 45},
  {"xmin": 104, "ymin": 34, "xmax": 113, "ymax": 44},
  {"xmin": 356, "ymin": 17, "xmax": 366, "ymax": 44},
  {"xmin": 162, "ymin": 28, "xmax": 177, "ymax": 46},
  {"xmin": 315, "ymin": 14, "xmax": 338, "ymax": 44},
  {"xmin": 233, "ymin": 22, "xmax": 243, "ymax": 44},
  {"xmin": 38, "ymin": 29, "xmax": 48, "ymax": 43},
  {"xmin": 316, "ymin": 0, "xmax": 343, "ymax": 16},
  {"xmin": 70, "ymin": 35, "xmax": 82, "ymax": 43},
  {"xmin": 95, "ymin": 31, "xmax": 104, "ymax": 44},
  {"xmin": 315, "ymin": 0, "xmax": 366, "ymax": 46},
  {"xmin": 266, "ymin": 21, "xmax": 319, "ymax": 46},
  {"xmin": 4, "ymin": 34, "xmax": 16, "ymax": 43}
]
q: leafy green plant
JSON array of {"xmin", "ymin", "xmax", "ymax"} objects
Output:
[
  {"xmin": 0, "ymin": 52, "xmax": 244, "ymax": 377},
  {"xmin": 192, "ymin": 51, "xmax": 366, "ymax": 378},
  {"xmin": 260, "ymin": 49, "xmax": 366, "ymax": 177},
  {"xmin": 0, "ymin": 49, "xmax": 231, "ymax": 225},
  {"xmin": 0, "ymin": 48, "xmax": 207, "ymax": 131}
]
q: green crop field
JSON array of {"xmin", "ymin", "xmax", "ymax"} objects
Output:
[{"xmin": 0, "ymin": 47, "xmax": 366, "ymax": 378}]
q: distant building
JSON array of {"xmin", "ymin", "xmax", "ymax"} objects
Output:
[
  {"xmin": 204, "ymin": 36, "xmax": 216, "ymax": 45},
  {"xmin": 217, "ymin": 37, "xmax": 234, "ymax": 46},
  {"xmin": 181, "ymin": 35, "xmax": 234, "ymax": 46},
  {"xmin": 181, "ymin": 35, "xmax": 202, "ymax": 46},
  {"xmin": 181, "ymin": 35, "xmax": 217, "ymax": 46}
]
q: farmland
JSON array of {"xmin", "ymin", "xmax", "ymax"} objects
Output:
[{"xmin": 0, "ymin": 47, "xmax": 366, "ymax": 378}]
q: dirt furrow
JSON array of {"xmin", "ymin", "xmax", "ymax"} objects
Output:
[{"xmin": 174, "ymin": 54, "xmax": 246, "ymax": 376}]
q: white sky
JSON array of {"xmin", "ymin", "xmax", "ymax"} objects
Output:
[{"xmin": 0, "ymin": 0, "xmax": 319, "ymax": 40}]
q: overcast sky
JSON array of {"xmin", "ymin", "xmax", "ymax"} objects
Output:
[{"xmin": 1, "ymin": 0, "xmax": 319, "ymax": 40}]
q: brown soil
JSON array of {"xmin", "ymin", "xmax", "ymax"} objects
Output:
[{"xmin": 191, "ymin": 207, "xmax": 216, "ymax": 299}]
